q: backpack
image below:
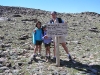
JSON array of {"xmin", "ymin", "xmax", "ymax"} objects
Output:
[{"xmin": 50, "ymin": 18, "xmax": 62, "ymax": 23}]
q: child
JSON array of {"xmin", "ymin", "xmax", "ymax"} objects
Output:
[
  {"xmin": 42, "ymin": 25, "xmax": 52, "ymax": 62},
  {"xmin": 32, "ymin": 21, "xmax": 42, "ymax": 61}
]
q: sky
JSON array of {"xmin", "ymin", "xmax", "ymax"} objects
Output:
[{"xmin": 0, "ymin": 0, "xmax": 100, "ymax": 14}]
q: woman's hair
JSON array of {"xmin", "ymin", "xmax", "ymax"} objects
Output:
[{"xmin": 35, "ymin": 21, "xmax": 41, "ymax": 27}]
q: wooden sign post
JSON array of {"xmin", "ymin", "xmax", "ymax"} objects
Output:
[
  {"xmin": 46, "ymin": 23, "xmax": 67, "ymax": 66},
  {"xmin": 55, "ymin": 36, "xmax": 60, "ymax": 66}
]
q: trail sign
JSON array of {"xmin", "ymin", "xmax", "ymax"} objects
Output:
[{"xmin": 46, "ymin": 23, "xmax": 67, "ymax": 36}]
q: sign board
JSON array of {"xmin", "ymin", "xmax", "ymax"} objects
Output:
[{"xmin": 46, "ymin": 23, "xmax": 67, "ymax": 36}]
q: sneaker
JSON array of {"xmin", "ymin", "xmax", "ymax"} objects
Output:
[
  {"xmin": 45, "ymin": 56, "xmax": 51, "ymax": 62},
  {"xmin": 38, "ymin": 53, "xmax": 41, "ymax": 57},
  {"xmin": 38, "ymin": 54, "xmax": 43, "ymax": 59},
  {"xmin": 68, "ymin": 55, "xmax": 73, "ymax": 61},
  {"xmin": 68, "ymin": 55, "xmax": 76, "ymax": 63},
  {"xmin": 46, "ymin": 56, "xmax": 51, "ymax": 59},
  {"xmin": 45, "ymin": 56, "xmax": 48, "ymax": 62},
  {"xmin": 45, "ymin": 56, "xmax": 47, "ymax": 60}
]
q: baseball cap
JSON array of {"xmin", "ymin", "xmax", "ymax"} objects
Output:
[
  {"xmin": 42, "ymin": 24, "xmax": 46, "ymax": 28},
  {"xmin": 51, "ymin": 11, "xmax": 57, "ymax": 15}
]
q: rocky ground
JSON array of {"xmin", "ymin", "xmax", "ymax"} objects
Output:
[{"xmin": 0, "ymin": 5, "xmax": 100, "ymax": 75}]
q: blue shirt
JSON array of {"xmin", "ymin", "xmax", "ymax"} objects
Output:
[
  {"xmin": 34, "ymin": 27, "xmax": 42, "ymax": 41},
  {"xmin": 42, "ymin": 30, "xmax": 52, "ymax": 44}
]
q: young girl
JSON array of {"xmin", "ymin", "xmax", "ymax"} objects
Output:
[
  {"xmin": 42, "ymin": 25, "xmax": 52, "ymax": 62},
  {"xmin": 32, "ymin": 21, "xmax": 42, "ymax": 61}
]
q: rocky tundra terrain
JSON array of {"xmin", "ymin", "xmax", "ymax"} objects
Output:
[{"xmin": 0, "ymin": 5, "xmax": 100, "ymax": 75}]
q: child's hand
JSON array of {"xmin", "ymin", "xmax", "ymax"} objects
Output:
[
  {"xmin": 44, "ymin": 35, "xmax": 48, "ymax": 39},
  {"xmin": 64, "ymin": 22, "xmax": 67, "ymax": 24},
  {"xmin": 33, "ymin": 30, "xmax": 36, "ymax": 32}
]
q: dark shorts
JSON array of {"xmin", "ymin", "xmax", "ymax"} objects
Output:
[
  {"xmin": 35, "ymin": 40, "xmax": 42, "ymax": 45},
  {"xmin": 44, "ymin": 43, "xmax": 51, "ymax": 47}
]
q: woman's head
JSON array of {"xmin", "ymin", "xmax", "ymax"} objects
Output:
[{"xmin": 35, "ymin": 21, "xmax": 41, "ymax": 28}]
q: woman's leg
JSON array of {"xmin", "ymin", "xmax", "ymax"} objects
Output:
[
  {"xmin": 61, "ymin": 42, "xmax": 69, "ymax": 54},
  {"xmin": 61, "ymin": 42, "xmax": 73, "ymax": 61}
]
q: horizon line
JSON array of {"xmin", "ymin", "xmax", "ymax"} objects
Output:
[{"xmin": 0, "ymin": 5, "xmax": 100, "ymax": 14}]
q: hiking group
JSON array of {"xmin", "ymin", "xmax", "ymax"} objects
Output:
[{"xmin": 28, "ymin": 11, "xmax": 73, "ymax": 64}]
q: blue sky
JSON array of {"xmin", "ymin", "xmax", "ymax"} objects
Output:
[{"xmin": 0, "ymin": 0, "xmax": 100, "ymax": 14}]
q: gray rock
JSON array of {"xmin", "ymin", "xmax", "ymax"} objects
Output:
[
  {"xmin": 0, "ymin": 66, "xmax": 9, "ymax": 72},
  {"xmin": 0, "ymin": 73, "xmax": 5, "ymax": 75},
  {"xmin": 6, "ymin": 62, "xmax": 12, "ymax": 68},
  {"xmin": 12, "ymin": 70, "xmax": 19, "ymax": 75},
  {"xmin": 0, "ymin": 58, "xmax": 6, "ymax": 63},
  {"xmin": 0, "ymin": 64, "xmax": 3, "ymax": 67}
]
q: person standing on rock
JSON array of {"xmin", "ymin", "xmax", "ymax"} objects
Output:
[
  {"xmin": 31, "ymin": 21, "xmax": 43, "ymax": 61},
  {"xmin": 49, "ymin": 11, "xmax": 73, "ymax": 62}
]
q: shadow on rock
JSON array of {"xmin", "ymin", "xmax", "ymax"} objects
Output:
[{"xmin": 60, "ymin": 59, "xmax": 100, "ymax": 75}]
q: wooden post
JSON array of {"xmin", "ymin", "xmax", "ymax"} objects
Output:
[{"xmin": 55, "ymin": 36, "xmax": 60, "ymax": 66}]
